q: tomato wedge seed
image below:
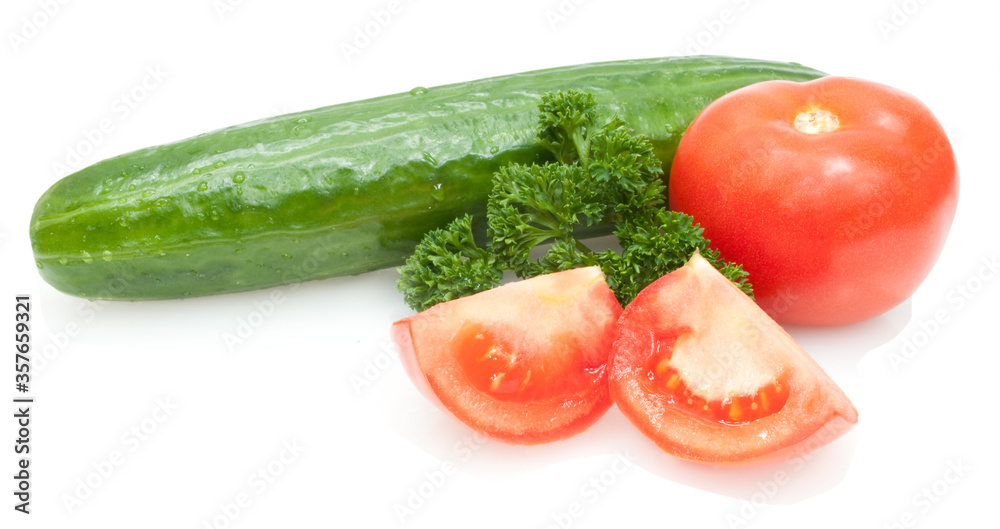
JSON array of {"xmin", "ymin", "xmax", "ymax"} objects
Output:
[
  {"xmin": 453, "ymin": 322, "xmax": 545, "ymax": 401},
  {"xmin": 642, "ymin": 326, "xmax": 790, "ymax": 426}
]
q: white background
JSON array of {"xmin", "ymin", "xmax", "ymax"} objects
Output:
[{"xmin": 2, "ymin": 0, "xmax": 998, "ymax": 527}]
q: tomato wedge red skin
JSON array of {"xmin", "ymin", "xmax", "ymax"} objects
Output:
[
  {"xmin": 609, "ymin": 252, "xmax": 858, "ymax": 464},
  {"xmin": 392, "ymin": 267, "xmax": 622, "ymax": 445},
  {"xmin": 668, "ymin": 76, "xmax": 959, "ymax": 326}
]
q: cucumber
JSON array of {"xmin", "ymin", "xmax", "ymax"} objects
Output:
[{"xmin": 30, "ymin": 55, "xmax": 824, "ymax": 300}]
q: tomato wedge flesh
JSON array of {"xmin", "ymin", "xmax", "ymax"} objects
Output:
[
  {"xmin": 643, "ymin": 328, "xmax": 790, "ymax": 425},
  {"xmin": 453, "ymin": 323, "xmax": 536, "ymax": 399},
  {"xmin": 609, "ymin": 252, "xmax": 857, "ymax": 463},
  {"xmin": 392, "ymin": 266, "xmax": 622, "ymax": 444}
]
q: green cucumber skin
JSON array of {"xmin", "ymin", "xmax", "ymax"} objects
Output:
[{"xmin": 30, "ymin": 55, "xmax": 824, "ymax": 300}]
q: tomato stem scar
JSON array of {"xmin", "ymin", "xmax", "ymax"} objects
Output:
[{"xmin": 794, "ymin": 110, "xmax": 839, "ymax": 134}]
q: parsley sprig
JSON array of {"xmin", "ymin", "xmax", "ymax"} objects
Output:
[{"xmin": 398, "ymin": 90, "xmax": 751, "ymax": 311}]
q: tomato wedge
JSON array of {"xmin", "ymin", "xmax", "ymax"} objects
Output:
[
  {"xmin": 609, "ymin": 252, "xmax": 857, "ymax": 463},
  {"xmin": 391, "ymin": 266, "xmax": 622, "ymax": 444}
]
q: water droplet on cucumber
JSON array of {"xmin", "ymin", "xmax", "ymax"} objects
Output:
[
  {"xmin": 431, "ymin": 183, "xmax": 445, "ymax": 201},
  {"xmin": 409, "ymin": 86, "xmax": 428, "ymax": 96},
  {"xmin": 232, "ymin": 172, "xmax": 246, "ymax": 183},
  {"xmin": 81, "ymin": 251, "xmax": 93, "ymax": 264},
  {"xmin": 58, "ymin": 256, "xmax": 69, "ymax": 265},
  {"xmin": 197, "ymin": 182, "xmax": 209, "ymax": 192}
]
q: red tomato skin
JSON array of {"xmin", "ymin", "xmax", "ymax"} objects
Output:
[
  {"xmin": 668, "ymin": 76, "xmax": 959, "ymax": 326},
  {"xmin": 392, "ymin": 267, "xmax": 622, "ymax": 445}
]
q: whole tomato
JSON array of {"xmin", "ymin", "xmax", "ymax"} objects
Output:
[{"xmin": 668, "ymin": 76, "xmax": 959, "ymax": 326}]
